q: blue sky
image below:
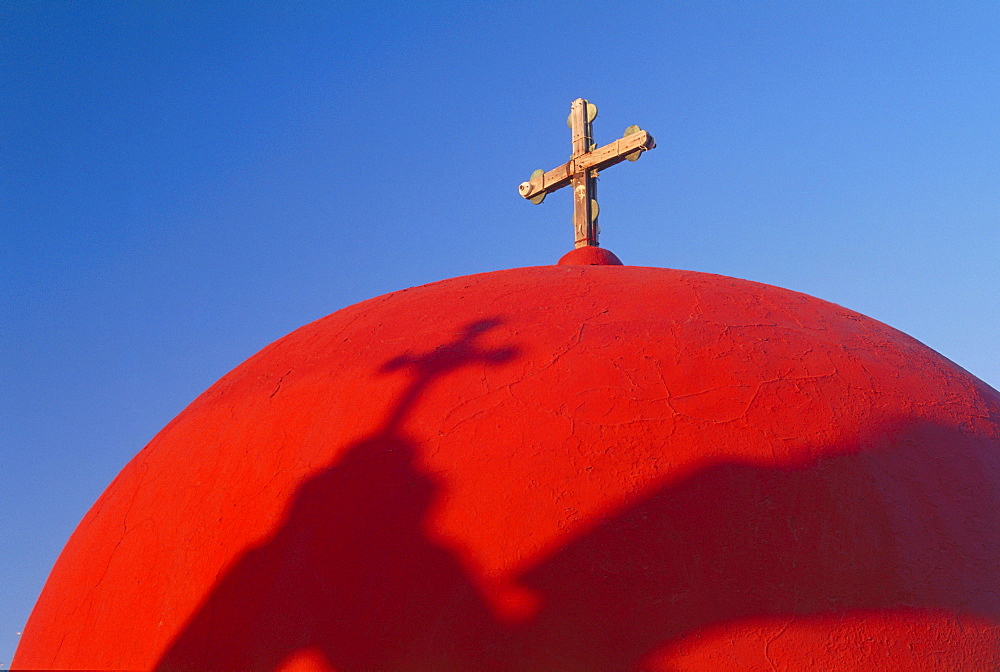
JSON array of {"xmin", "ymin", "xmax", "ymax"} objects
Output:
[{"xmin": 2, "ymin": 2, "xmax": 998, "ymax": 664}]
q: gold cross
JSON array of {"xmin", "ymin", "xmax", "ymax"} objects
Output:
[{"xmin": 519, "ymin": 99, "xmax": 655, "ymax": 248}]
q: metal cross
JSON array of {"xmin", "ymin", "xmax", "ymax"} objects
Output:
[{"xmin": 518, "ymin": 99, "xmax": 655, "ymax": 248}]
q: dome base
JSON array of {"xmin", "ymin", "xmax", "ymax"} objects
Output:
[{"xmin": 557, "ymin": 246, "xmax": 623, "ymax": 265}]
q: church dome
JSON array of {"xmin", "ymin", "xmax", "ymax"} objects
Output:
[{"xmin": 14, "ymin": 263, "xmax": 1000, "ymax": 670}]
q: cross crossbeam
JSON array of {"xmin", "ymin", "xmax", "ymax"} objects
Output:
[{"xmin": 519, "ymin": 99, "xmax": 655, "ymax": 248}]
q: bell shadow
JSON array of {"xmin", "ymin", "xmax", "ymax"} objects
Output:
[{"xmin": 158, "ymin": 320, "xmax": 1000, "ymax": 670}]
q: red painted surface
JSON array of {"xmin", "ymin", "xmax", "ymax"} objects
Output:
[{"xmin": 14, "ymin": 265, "xmax": 1000, "ymax": 671}]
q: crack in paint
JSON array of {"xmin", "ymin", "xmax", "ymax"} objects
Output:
[
  {"xmin": 268, "ymin": 370, "xmax": 293, "ymax": 399},
  {"xmin": 764, "ymin": 617, "xmax": 795, "ymax": 670}
]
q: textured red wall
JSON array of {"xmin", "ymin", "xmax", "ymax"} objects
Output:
[{"xmin": 15, "ymin": 265, "xmax": 1000, "ymax": 670}]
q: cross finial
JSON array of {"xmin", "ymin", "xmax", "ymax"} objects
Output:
[{"xmin": 519, "ymin": 99, "xmax": 655, "ymax": 249}]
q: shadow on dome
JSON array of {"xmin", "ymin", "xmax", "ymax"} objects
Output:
[
  {"xmin": 508, "ymin": 417, "xmax": 1000, "ymax": 669},
  {"xmin": 157, "ymin": 318, "xmax": 520, "ymax": 671},
  {"xmin": 156, "ymin": 322, "xmax": 1000, "ymax": 671}
]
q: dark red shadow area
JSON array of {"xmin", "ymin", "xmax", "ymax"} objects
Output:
[
  {"xmin": 509, "ymin": 420, "xmax": 1000, "ymax": 669},
  {"xmin": 157, "ymin": 322, "xmax": 1000, "ymax": 671}
]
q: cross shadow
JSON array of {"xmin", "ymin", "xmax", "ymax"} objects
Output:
[
  {"xmin": 157, "ymin": 319, "xmax": 518, "ymax": 670},
  {"xmin": 157, "ymin": 320, "xmax": 1000, "ymax": 670}
]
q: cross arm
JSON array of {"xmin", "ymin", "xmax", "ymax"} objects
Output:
[
  {"xmin": 580, "ymin": 129, "xmax": 655, "ymax": 173},
  {"xmin": 517, "ymin": 163, "xmax": 573, "ymax": 201},
  {"xmin": 518, "ymin": 129, "xmax": 655, "ymax": 201}
]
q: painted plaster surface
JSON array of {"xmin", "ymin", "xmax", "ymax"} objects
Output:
[{"xmin": 14, "ymin": 265, "xmax": 1000, "ymax": 670}]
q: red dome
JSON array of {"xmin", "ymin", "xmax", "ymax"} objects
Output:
[{"xmin": 15, "ymin": 265, "xmax": 1000, "ymax": 670}]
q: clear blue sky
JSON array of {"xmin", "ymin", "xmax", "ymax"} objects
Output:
[{"xmin": 2, "ymin": 2, "xmax": 998, "ymax": 665}]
